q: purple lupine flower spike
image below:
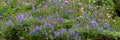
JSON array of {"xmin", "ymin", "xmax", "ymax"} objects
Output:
[
  {"xmin": 85, "ymin": 26, "xmax": 89, "ymax": 29},
  {"xmin": 7, "ymin": 20, "xmax": 13, "ymax": 26},
  {"xmin": 16, "ymin": 13, "xmax": 25, "ymax": 21},
  {"xmin": 108, "ymin": 27, "xmax": 113, "ymax": 31},
  {"xmin": 35, "ymin": 25, "xmax": 39, "ymax": 30},
  {"xmin": 29, "ymin": 29, "xmax": 35, "ymax": 34},
  {"xmin": 54, "ymin": 31, "xmax": 59, "ymax": 37},
  {"xmin": 39, "ymin": 25, "xmax": 42, "ymax": 30},
  {"xmin": 59, "ymin": 28, "xmax": 67, "ymax": 33},
  {"xmin": 32, "ymin": 6, "xmax": 35, "ymax": 10},
  {"xmin": 98, "ymin": 27, "xmax": 103, "ymax": 32},
  {"xmin": 84, "ymin": 12, "xmax": 87, "ymax": 18}
]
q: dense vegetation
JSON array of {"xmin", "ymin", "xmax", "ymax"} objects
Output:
[
  {"xmin": 0, "ymin": 0, "xmax": 120, "ymax": 40},
  {"xmin": 113, "ymin": 0, "xmax": 120, "ymax": 17}
]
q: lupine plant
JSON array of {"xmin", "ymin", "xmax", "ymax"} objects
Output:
[{"xmin": 0, "ymin": 0, "xmax": 120, "ymax": 40}]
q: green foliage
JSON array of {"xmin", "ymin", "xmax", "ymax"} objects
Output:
[
  {"xmin": 0, "ymin": 0, "xmax": 120, "ymax": 40},
  {"xmin": 2, "ymin": 26, "xmax": 24, "ymax": 40},
  {"xmin": 63, "ymin": 19, "xmax": 74, "ymax": 29}
]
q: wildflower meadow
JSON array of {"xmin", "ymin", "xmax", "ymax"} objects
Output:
[{"xmin": 0, "ymin": 0, "xmax": 120, "ymax": 40}]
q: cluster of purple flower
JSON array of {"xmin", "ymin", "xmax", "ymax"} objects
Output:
[{"xmin": 4, "ymin": 0, "xmax": 114, "ymax": 40}]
